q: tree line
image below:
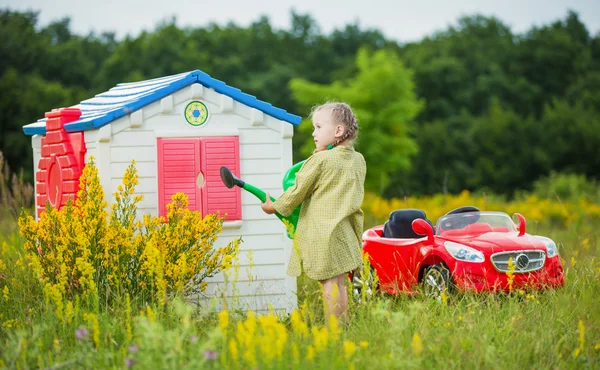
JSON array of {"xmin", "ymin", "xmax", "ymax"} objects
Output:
[{"xmin": 0, "ymin": 9, "xmax": 598, "ymax": 197}]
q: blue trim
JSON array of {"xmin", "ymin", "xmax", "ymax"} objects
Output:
[
  {"xmin": 23, "ymin": 70, "xmax": 301, "ymax": 135},
  {"xmin": 23, "ymin": 124, "xmax": 47, "ymax": 135}
]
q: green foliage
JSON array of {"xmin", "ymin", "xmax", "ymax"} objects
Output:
[
  {"xmin": 531, "ymin": 172, "xmax": 600, "ymax": 203},
  {"xmin": 0, "ymin": 151, "xmax": 33, "ymax": 235},
  {"xmin": 290, "ymin": 48, "xmax": 423, "ymax": 192},
  {"xmin": 0, "ymin": 68, "xmax": 88, "ymax": 183},
  {"xmin": 1, "ymin": 8, "xmax": 599, "ymax": 196},
  {"xmin": 539, "ymin": 99, "xmax": 600, "ymax": 180}
]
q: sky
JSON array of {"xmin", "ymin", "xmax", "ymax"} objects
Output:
[{"xmin": 1, "ymin": 0, "xmax": 599, "ymax": 42}]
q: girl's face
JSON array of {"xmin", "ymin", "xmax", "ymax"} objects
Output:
[{"xmin": 312, "ymin": 109, "xmax": 345, "ymax": 150}]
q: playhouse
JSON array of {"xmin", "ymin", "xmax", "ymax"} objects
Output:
[{"xmin": 22, "ymin": 70, "xmax": 301, "ymax": 313}]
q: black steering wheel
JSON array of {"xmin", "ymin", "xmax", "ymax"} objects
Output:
[{"xmin": 440, "ymin": 206, "xmax": 481, "ymax": 231}]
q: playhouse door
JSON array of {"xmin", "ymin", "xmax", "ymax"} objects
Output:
[{"xmin": 156, "ymin": 137, "xmax": 241, "ymax": 220}]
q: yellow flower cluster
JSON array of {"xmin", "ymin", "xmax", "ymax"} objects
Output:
[
  {"xmin": 573, "ymin": 319, "xmax": 586, "ymax": 358},
  {"xmin": 2, "ymin": 285, "xmax": 8, "ymax": 302},
  {"xmin": 84, "ymin": 312, "xmax": 101, "ymax": 348},
  {"xmin": 364, "ymin": 190, "xmax": 600, "ymax": 227},
  {"xmin": 18, "ymin": 158, "xmax": 240, "ymax": 307},
  {"xmin": 137, "ymin": 192, "xmax": 241, "ymax": 301},
  {"xmin": 218, "ymin": 307, "xmax": 366, "ymax": 369},
  {"xmin": 19, "ymin": 159, "xmax": 105, "ymax": 301},
  {"xmin": 411, "ymin": 332, "xmax": 423, "ymax": 356},
  {"xmin": 506, "ymin": 257, "xmax": 516, "ymax": 292}
]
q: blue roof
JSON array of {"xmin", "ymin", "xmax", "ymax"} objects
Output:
[{"xmin": 23, "ymin": 70, "xmax": 301, "ymax": 135}]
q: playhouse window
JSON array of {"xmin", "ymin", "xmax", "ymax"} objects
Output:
[{"xmin": 157, "ymin": 136, "xmax": 241, "ymax": 220}]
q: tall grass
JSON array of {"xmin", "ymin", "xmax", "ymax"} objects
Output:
[
  {"xmin": 0, "ymin": 157, "xmax": 598, "ymax": 369},
  {"xmin": 0, "ymin": 152, "xmax": 34, "ymax": 235}
]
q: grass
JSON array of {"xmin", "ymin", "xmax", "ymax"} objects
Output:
[
  {"xmin": 0, "ymin": 153, "xmax": 598, "ymax": 369},
  {"xmin": 1, "ymin": 215, "xmax": 598, "ymax": 369}
]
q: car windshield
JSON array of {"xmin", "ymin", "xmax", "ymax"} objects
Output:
[{"xmin": 435, "ymin": 211, "xmax": 517, "ymax": 235}]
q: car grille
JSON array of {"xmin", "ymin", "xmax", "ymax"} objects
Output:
[{"xmin": 491, "ymin": 250, "xmax": 546, "ymax": 273}]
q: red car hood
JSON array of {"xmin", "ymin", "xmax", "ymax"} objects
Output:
[{"xmin": 441, "ymin": 232, "xmax": 546, "ymax": 254}]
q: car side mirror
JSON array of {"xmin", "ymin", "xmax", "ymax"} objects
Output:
[
  {"xmin": 412, "ymin": 218, "xmax": 434, "ymax": 242},
  {"xmin": 513, "ymin": 213, "xmax": 526, "ymax": 236}
]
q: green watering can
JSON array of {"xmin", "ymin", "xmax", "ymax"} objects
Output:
[{"xmin": 220, "ymin": 161, "xmax": 304, "ymax": 239}]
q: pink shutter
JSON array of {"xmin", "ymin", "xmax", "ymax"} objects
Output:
[
  {"xmin": 157, "ymin": 138, "xmax": 201, "ymax": 217},
  {"xmin": 200, "ymin": 137, "xmax": 241, "ymax": 220}
]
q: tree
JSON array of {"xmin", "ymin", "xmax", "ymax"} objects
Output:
[
  {"xmin": 1, "ymin": 8, "xmax": 598, "ymax": 197},
  {"xmin": 385, "ymin": 112, "xmax": 476, "ymax": 197},
  {"xmin": 290, "ymin": 48, "xmax": 423, "ymax": 193},
  {"xmin": 513, "ymin": 12, "xmax": 592, "ymax": 116},
  {"xmin": 0, "ymin": 69, "xmax": 88, "ymax": 182},
  {"xmin": 0, "ymin": 10, "xmax": 47, "ymax": 76},
  {"xmin": 539, "ymin": 99, "xmax": 600, "ymax": 179},
  {"xmin": 466, "ymin": 101, "xmax": 551, "ymax": 194}
]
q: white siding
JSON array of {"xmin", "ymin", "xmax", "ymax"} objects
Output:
[{"xmin": 240, "ymin": 143, "xmax": 281, "ymax": 159}]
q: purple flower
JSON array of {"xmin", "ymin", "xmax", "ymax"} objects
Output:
[
  {"xmin": 126, "ymin": 358, "xmax": 136, "ymax": 368},
  {"xmin": 203, "ymin": 350, "xmax": 218, "ymax": 360},
  {"xmin": 128, "ymin": 344, "xmax": 139, "ymax": 353},
  {"xmin": 75, "ymin": 327, "xmax": 89, "ymax": 340},
  {"xmin": 190, "ymin": 335, "xmax": 198, "ymax": 343}
]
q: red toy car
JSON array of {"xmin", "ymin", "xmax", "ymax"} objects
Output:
[{"xmin": 353, "ymin": 207, "xmax": 565, "ymax": 299}]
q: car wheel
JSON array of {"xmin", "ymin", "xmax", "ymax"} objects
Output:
[
  {"xmin": 422, "ymin": 264, "xmax": 452, "ymax": 302},
  {"xmin": 351, "ymin": 267, "xmax": 378, "ymax": 303}
]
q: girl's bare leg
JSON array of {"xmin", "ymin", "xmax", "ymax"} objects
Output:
[{"xmin": 320, "ymin": 274, "xmax": 349, "ymax": 323}]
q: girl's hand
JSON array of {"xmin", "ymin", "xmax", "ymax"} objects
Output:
[{"xmin": 261, "ymin": 193, "xmax": 276, "ymax": 214}]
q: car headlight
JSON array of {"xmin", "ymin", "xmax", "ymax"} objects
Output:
[
  {"xmin": 533, "ymin": 236, "xmax": 558, "ymax": 258},
  {"xmin": 444, "ymin": 241, "xmax": 484, "ymax": 263}
]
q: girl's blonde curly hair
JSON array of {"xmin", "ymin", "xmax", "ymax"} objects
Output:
[{"xmin": 310, "ymin": 102, "xmax": 359, "ymax": 150}]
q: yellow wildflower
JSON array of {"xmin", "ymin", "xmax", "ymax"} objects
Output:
[
  {"xmin": 343, "ymin": 341, "xmax": 357, "ymax": 360},
  {"xmin": 440, "ymin": 291, "xmax": 448, "ymax": 306},
  {"xmin": 312, "ymin": 326, "xmax": 329, "ymax": 352},
  {"xmin": 328, "ymin": 315, "xmax": 342, "ymax": 341},
  {"xmin": 411, "ymin": 333, "xmax": 423, "ymax": 356},
  {"xmin": 125, "ymin": 294, "xmax": 133, "ymax": 342},
  {"xmin": 65, "ymin": 301, "xmax": 73, "ymax": 324},
  {"xmin": 578, "ymin": 320, "xmax": 585, "ymax": 352},
  {"xmin": 17, "ymin": 158, "xmax": 239, "ymax": 308},
  {"xmin": 506, "ymin": 257, "xmax": 516, "ymax": 292},
  {"xmin": 43, "ymin": 284, "xmax": 64, "ymax": 321},
  {"xmin": 291, "ymin": 310, "xmax": 309, "ymax": 337},
  {"xmin": 306, "ymin": 345, "xmax": 315, "ymax": 361},
  {"xmin": 84, "ymin": 313, "xmax": 101, "ymax": 348},
  {"xmin": 146, "ymin": 306, "xmax": 155, "ymax": 322},
  {"xmin": 2, "ymin": 319, "xmax": 19, "ymax": 328},
  {"xmin": 582, "ymin": 238, "xmax": 590, "ymax": 250},
  {"xmin": 228, "ymin": 339, "xmax": 239, "ymax": 361}
]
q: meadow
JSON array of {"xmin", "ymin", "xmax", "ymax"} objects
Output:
[{"xmin": 0, "ymin": 156, "xmax": 599, "ymax": 369}]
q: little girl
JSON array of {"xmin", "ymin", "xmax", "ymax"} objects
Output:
[{"xmin": 261, "ymin": 102, "xmax": 366, "ymax": 321}]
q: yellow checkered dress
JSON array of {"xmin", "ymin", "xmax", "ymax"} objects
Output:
[{"xmin": 273, "ymin": 146, "xmax": 366, "ymax": 281}]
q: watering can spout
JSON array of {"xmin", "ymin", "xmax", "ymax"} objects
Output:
[{"xmin": 220, "ymin": 166, "xmax": 245, "ymax": 189}]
